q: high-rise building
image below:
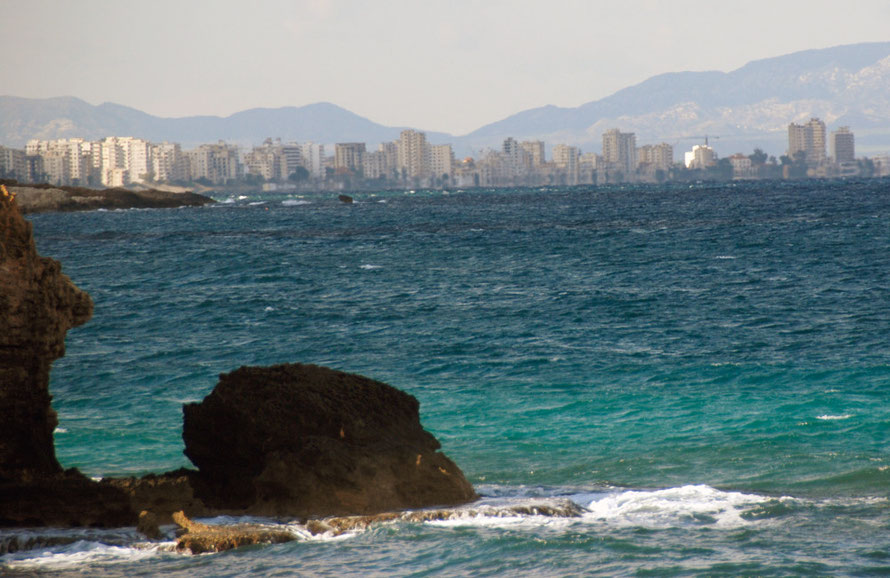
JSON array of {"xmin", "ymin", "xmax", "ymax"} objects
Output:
[
  {"xmin": 0, "ymin": 146, "xmax": 26, "ymax": 180},
  {"xmin": 334, "ymin": 143, "xmax": 366, "ymax": 174},
  {"xmin": 245, "ymin": 141, "xmax": 283, "ymax": 181},
  {"xmin": 186, "ymin": 142, "xmax": 242, "ymax": 184},
  {"xmin": 602, "ymin": 129, "xmax": 637, "ymax": 174},
  {"xmin": 830, "ymin": 126, "xmax": 855, "ymax": 163},
  {"xmin": 152, "ymin": 142, "xmax": 185, "ymax": 183},
  {"xmin": 520, "ymin": 141, "xmax": 546, "ymax": 168},
  {"xmin": 638, "ymin": 143, "xmax": 674, "ymax": 171},
  {"xmin": 552, "ymin": 144, "xmax": 579, "ymax": 185},
  {"xmin": 299, "ymin": 143, "xmax": 326, "ymax": 179},
  {"xmin": 685, "ymin": 144, "xmax": 716, "ymax": 169},
  {"xmin": 502, "ymin": 137, "xmax": 530, "ymax": 178},
  {"xmin": 398, "ymin": 130, "xmax": 429, "ymax": 179},
  {"xmin": 280, "ymin": 144, "xmax": 303, "ymax": 179},
  {"xmin": 23, "ymin": 138, "xmax": 96, "ymax": 185},
  {"xmin": 430, "ymin": 144, "xmax": 454, "ymax": 182},
  {"xmin": 788, "ymin": 118, "xmax": 827, "ymax": 164}
]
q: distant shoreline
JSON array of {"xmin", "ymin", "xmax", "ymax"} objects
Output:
[{"xmin": 3, "ymin": 182, "xmax": 216, "ymax": 214}]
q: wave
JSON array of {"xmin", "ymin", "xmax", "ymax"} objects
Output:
[
  {"xmin": 281, "ymin": 199, "xmax": 311, "ymax": 206},
  {"xmin": 817, "ymin": 414, "xmax": 853, "ymax": 420},
  {"xmin": 0, "ymin": 484, "xmax": 856, "ymax": 568},
  {"xmin": 581, "ymin": 484, "xmax": 771, "ymax": 528}
]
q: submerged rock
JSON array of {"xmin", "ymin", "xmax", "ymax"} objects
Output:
[
  {"xmin": 173, "ymin": 511, "xmax": 295, "ymax": 554},
  {"xmin": 173, "ymin": 499, "xmax": 585, "ymax": 554},
  {"xmin": 182, "ymin": 363, "xmax": 477, "ymax": 517}
]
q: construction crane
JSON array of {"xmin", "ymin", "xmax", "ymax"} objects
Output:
[{"xmin": 672, "ymin": 135, "xmax": 721, "ymax": 147}]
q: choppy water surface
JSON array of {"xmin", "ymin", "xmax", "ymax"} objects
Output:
[{"xmin": 5, "ymin": 181, "xmax": 890, "ymax": 575}]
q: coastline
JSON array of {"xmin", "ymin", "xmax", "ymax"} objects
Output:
[{"xmin": 5, "ymin": 183, "xmax": 215, "ymax": 214}]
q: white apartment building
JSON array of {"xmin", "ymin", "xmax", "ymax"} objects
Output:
[
  {"xmin": 0, "ymin": 146, "xmax": 26, "ymax": 179},
  {"xmin": 552, "ymin": 144, "xmax": 580, "ymax": 185},
  {"xmin": 521, "ymin": 141, "xmax": 546, "ymax": 168},
  {"xmin": 99, "ymin": 136, "xmax": 152, "ymax": 186},
  {"xmin": 24, "ymin": 138, "xmax": 97, "ymax": 185},
  {"xmin": 602, "ymin": 129, "xmax": 637, "ymax": 174},
  {"xmin": 830, "ymin": 127, "xmax": 855, "ymax": 163},
  {"xmin": 334, "ymin": 143, "xmax": 366, "ymax": 174},
  {"xmin": 430, "ymin": 144, "xmax": 454, "ymax": 181},
  {"xmin": 152, "ymin": 142, "xmax": 185, "ymax": 183},
  {"xmin": 638, "ymin": 143, "xmax": 674, "ymax": 171},
  {"xmin": 299, "ymin": 143, "xmax": 326, "ymax": 178},
  {"xmin": 398, "ymin": 130, "xmax": 430, "ymax": 179},
  {"xmin": 788, "ymin": 118, "xmax": 827, "ymax": 164},
  {"xmin": 685, "ymin": 144, "xmax": 716, "ymax": 169},
  {"xmin": 186, "ymin": 142, "xmax": 242, "ymax": 184}
]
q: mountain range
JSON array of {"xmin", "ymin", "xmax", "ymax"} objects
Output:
[{"xmin": 2, "ymin": 41, "xmax": 890, "ymax": 157}]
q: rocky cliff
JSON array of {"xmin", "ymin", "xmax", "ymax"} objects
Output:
[
  {"xmin": 0, "ymin": 185, "xmax": 133, "ymax": 526},
  {"xmin": 0, "ymin": 185, "xmax": 93, "ymax": 482}
]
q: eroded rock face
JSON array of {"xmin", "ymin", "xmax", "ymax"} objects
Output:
[
  {"xmin": 183, "ymin": 364, "xmax": 478, "ymax": 517},
  {"xmin": 0, "ymin": 190, "xmax": 133, "ymax": 527},
  {"xmin": 0, "ymin": 189, "xmax": 93, "ymax": 483}
]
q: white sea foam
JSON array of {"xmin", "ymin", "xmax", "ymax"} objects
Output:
[
  {"xmin": 2, "ymin": 540, "xmax": 177, "ymax": 571},
  {"xmin": 715, "ymin": 255, "xmax": 737, "ymax": 260},
  {"xmin": 817, "ymin": 414, "xmax": 853, "ymax": 420},
  {"xmin": 425, "ymin": 514, "xmax": 544, "ymax": 529},
  {"xmin": 583, "ymin": 485, "xmax": 767, "ymax": 529},
  {"xmin": 360, "ymin": 264, "xmax": 382, "ymax": 270},
  {"xmin": 53, "ymin": 427, "xmax": 68, "ymax": 433},
  {"xmin": 282, "ymin": 199, "xmax": 311, "ymax": 206}
]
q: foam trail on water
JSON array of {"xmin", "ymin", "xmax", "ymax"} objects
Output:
[
  {"xmin": 583, "ymin": 484, "xmax": 768, "ymax": 528},
  {"xmin": 2, "ymin": 540, "xmax": 178, "ymax": 571}
]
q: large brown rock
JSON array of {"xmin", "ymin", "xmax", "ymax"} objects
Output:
[
  {"xmin": 0, "ymin": 187, "xmax": 93, "ymax": 483},
  {"xmin": 0, "ymin": 188, "xmax": 134, "ymax": 527},
  {"xmin": 182, "ymin": 364, "xmax": 477, "ymax": 517}
]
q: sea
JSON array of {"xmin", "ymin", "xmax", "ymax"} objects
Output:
[{"xmin": 3, "ymin": 180, "xmax": 890, "ymax": 576}]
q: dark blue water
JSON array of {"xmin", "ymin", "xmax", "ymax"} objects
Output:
[{"xmin": 4, "ymin": 181, "xmax": 890, "ymax": 575}]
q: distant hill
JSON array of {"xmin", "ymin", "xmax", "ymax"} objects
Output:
[
  {"xmin": 3, "ymin": 42, "xmax": 890, "ymax": 157},
  {"xmin": 456, "ymin": 42, "xmax": 890, "ymax": 157},
  {"xmin": 0, "ymin": 98, "xmax": 453, "ymax": 149}
]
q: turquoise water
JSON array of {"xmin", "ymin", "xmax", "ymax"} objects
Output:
[{"xmin": 4, "ymin": 181, "xmax": 890, "ymax": 575}]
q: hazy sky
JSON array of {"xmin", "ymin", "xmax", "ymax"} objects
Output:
[{"xmin": 4, "ymin": 0, "xmax": 889, "ymax": 135}]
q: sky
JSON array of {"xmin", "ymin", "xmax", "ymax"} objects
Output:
[{"xmin": 3, "ymin": 0, "xmax": 889, "ymax": 136}]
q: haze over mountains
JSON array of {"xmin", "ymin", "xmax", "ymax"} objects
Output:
[{"xmin": 2, "ymin": 42, "xmax": 890, "ymax": 157}]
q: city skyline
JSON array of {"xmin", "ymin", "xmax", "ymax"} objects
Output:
[
  {"xmin": 6, "ymin": 118, "xmax": 883, "ymax": 190},
  {"xmin": 3, "ymin": 0, "xmax": 890, "ymax": 136}
]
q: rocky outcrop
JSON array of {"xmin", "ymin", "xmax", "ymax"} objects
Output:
[
  {"xmin": 7, "ymin": 183, "xmax": 214, "ymax": 214},
  {"xmin": 173, "ymin": 511, "xmax": 296, "ymax": 554},
  {"xmin": 0, "ymin": 185, "xmax": 134, "ymax": 527},
  {"xmin": 0, "ymin": 186, "xmax": 477, "ymax": 535},
  {"xmin": 182, "ymin": 364, "xmax": 477, "ymax": 517},
  {"xmin": 0, "ymin": 185, "xmax": 93, "ymax": 482},
  {"xmin": 173, "ymin": 500, "xmax": 585, "ymax": 554}
]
